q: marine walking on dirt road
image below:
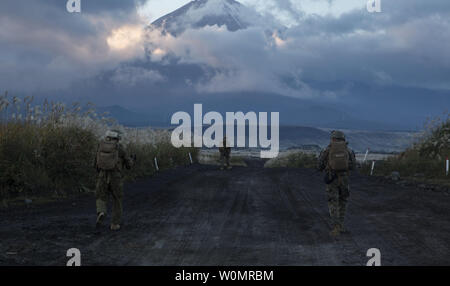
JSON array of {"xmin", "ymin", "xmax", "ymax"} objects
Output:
[
  {"xmin": 219, "ymin": 136, "xmax": 232, "ymax": 170},
  {"xmin": 318, "ymin": 130, "xmax": 356, "ymax": 237},
  {"xmin": 94, "ymin": 130, "xmax": 134, "ymax": 231}
]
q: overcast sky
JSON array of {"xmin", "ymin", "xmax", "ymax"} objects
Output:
[{"xmin": 0, "ymin": 0, "xmax": 449, "ymax": 107}]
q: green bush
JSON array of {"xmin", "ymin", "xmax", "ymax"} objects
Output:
[
  {"xmin": 286, "ymin": 152, "xmax": 318, "ymax": 169},
  {"xmin": 0, "ymin": 94, "xmax": 199, "ymax": 202},
  {"xmin": 124, "ymin": 141, "xmax": 198, "ymax": 180},
  {"xmin": 122, "ymin": 129, "xmax": 199, "ymax": 179},
  {"xmin": 0, "ymin": 122, "xmax": 198, "ymax": 199},
  {"xmin": 40, "ymin": 125, "xmax": 98, "ymax": 195},
  {"xmin": 361, "ymin": 115, "xmax": 449, "ymax": 179},
  {"xmin": 0, "ymin": 122, "xmax": 98, "ymax": 197},
  {"xmin": 360, "ymin": 152, "xmax": 447, "ymax": 179},
  {"xmin": 0, "ymin": 123, "xmax": 47, "ymax": 195},
  {"xmin": 265, "ymin": 151, "xmax": 318, "ymax": 169}
]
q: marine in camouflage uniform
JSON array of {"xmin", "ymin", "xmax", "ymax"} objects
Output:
[
  {"xmin": 94, "ymin": 131, "xmax": 133, "ymax": 231},
  {"xmin": 318, "ymin": 131, "xmax": 356, "ymax": 236},
  {"xmin": 219, "ymin": 136, "xmax": 232, "ymax": 170}
]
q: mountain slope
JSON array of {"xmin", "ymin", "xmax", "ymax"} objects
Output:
[
  {"xmin": 96, "ymin": 105, "xmax": 167, "ymax": 127},
  {"xmin": 150, "ymin": 0, "xmax": 263, "ymax": 35}
]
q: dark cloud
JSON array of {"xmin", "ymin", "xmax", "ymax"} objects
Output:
[
  {"xmin": 0, "ymin": 0, "xmax": 449, "ymax": 128},
  {"xmin": 282, "ymin": 0, "xmax": 450, "ymax": 90},
  {"xmin": 141, "ymin": 0, "xmax": 450, "ymax": 96},
  {"xmin": 0, "ymin": 0, "xmax": 145, "ymax": 92}
]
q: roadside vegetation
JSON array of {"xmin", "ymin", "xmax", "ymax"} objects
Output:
[
  {"xmin": 265, "ymin": 112, "xmax": 449, "ymax": 188},
  {"xmin": 264, "ymin": 150, "xmax": 318, "ymax": 169},
  {"xmin": 360, "ymin": 112, "xmax": 449, "ymax": 184},
  {"xmin": 197, "ymin": 150, "xmax": 247, "ymax": 167},
  {"xmin": 0, "ymin": 92, "xmax": 197, "ymax": 207}
]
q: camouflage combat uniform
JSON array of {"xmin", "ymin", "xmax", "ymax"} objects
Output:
[
  {"xmin": 219, "ymin": 138, "xmax": 231, "ymax": 169},
  {"xmin": 318, "ymin": 139, "xmax": 356, "ymax": 232},
  {"xmin": 94, "ymin": 140, "xmax": 132, "ymax": 226}
]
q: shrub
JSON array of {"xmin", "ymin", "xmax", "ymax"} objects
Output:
[
  {"xmin": 361, "ymin": 113, "xmax": 449, "ymax": 179},
  {"xmin": 0, "ymin": 93, "xmax": 199, "ymax": 202},
  {"xmin": 265, "ymin": 150, "xmax": 318, "ymax": 169},
  {"xmin": 124, "ymin": 140, "xmax": 198, "ymax": 180},
  {"xmin": 40, "ymin": 125, "xmax": 98, "ymax": 195},
  {"xmin": 0, "ymin": 122, "xmax": 47, "ymax": 195}
]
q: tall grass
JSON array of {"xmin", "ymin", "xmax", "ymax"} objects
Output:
[
  {"xmin": 265, "ymin": 150, "xmax": 318, "ymax": 169},
  {"xmin": 0, "ymin": 92, "xmax": 198, "ymax": 203},
  {"xmin": 125, "ymin": 133, "xmax": 197, "ymax": 180},
  {"xmin": 361, "ymin": 112, "xmax": 449, "ymax": 180}
]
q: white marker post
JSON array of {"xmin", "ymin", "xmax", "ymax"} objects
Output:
[
  {"xmin": 363, "ymin": 148, "xmax": 370, "ymax": 163},
  {"xmin": 370, "ymin": 161, "xmax": 376, "ymax": 176},
  {"xmin": 154, "ymin": 157, "xmax": 159, "ymax": 172},
  {"xmin": 446, "ymin": 157, "xmax": 449, "ymax": 176},
  {"xmin": 188, "ymin": 152, "xmax": 193, "ymax": 164}
]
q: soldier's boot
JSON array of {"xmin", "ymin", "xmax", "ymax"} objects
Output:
[
  {"xmin": 110, "ymin": 224, "xmax": 121, "ymax": 231},
  {"xmin": 96, "ymin": 212, "xmax": 106, "ymax": 228}
]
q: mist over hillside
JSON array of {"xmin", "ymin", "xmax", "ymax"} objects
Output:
[
  {"xmin": 4, "ymin": 0, "xmax": 449, "ymax": 134},
  {"xmin": 73, "ymin": 0, "xmax": 449, "ymax": 132},
  {"xmin": 279, "ymin": 127, "xmax": 416, "ymax": 153},
  {"xmin": 94, "ymin": 103, "xmax": 414, "ymax": 153}
]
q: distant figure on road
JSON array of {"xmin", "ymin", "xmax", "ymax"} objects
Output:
[
  {"xmin": 318, "ymin": 130, "xmax": 356, "ymax": 237},
  {"xmin": 219, "ymin": 136, "xmax": 232, "ymax": 170},
  {"xmin": 94, "ymin": 130, "xmax": 134, "ymax": 231}
]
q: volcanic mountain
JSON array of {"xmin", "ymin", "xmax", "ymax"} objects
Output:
[
  {"xmin": 74, "ymin": 0, "xmax": 447, "ymax": 132},
  {"xmin": 150, "ymin": 0, "xmax": 266, "ymax": 35}
]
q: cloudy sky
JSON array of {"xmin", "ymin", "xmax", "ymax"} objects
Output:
[{"xmin": 0, "ymin": 0, "xmax": 449, "ymax": 128}]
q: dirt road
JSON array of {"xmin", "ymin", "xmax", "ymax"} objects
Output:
[{"xmin": 1, "ymin": 159, "xmax": 449, "ymax": 266}]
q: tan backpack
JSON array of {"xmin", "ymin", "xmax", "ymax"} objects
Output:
[
  {"xmin": 328, "ymin": 141, "xmax": 349, "ymax": 172},
  {"xmin": 96, "ymin": 141, "xmax": 119, "ymax": 171}
]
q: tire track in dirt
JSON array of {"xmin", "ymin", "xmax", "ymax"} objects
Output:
[
  {"xmin": 270, "ymin": 169, "xmax": 356, "ymax": 265},
  {"xmin": 348, "ymin": 177, "xmax": 450, "ymax": 265},
  {"xmin": 2, "ymin": 161, "xmax": 450, "ymax": 265},
  {"xmin": 287, "ymin": 170, "xmax": 366, "ymax": 266}
]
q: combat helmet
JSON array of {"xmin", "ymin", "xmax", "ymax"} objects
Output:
[
  {"xmin": 105, "ymin": 130, "xmax": 122, "ymax": 141},
  {"xmin": 330, "ymin": 130, "xmax": 346, "ymax": 141}
]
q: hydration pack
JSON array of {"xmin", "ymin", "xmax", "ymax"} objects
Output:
[
  {"xmin": 328, "ymin": 141, "xmax": 349, "ymax": 172},
  {"xmin": 96, "ymin": 141, "xmax": 119, "ymax": 171}
]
